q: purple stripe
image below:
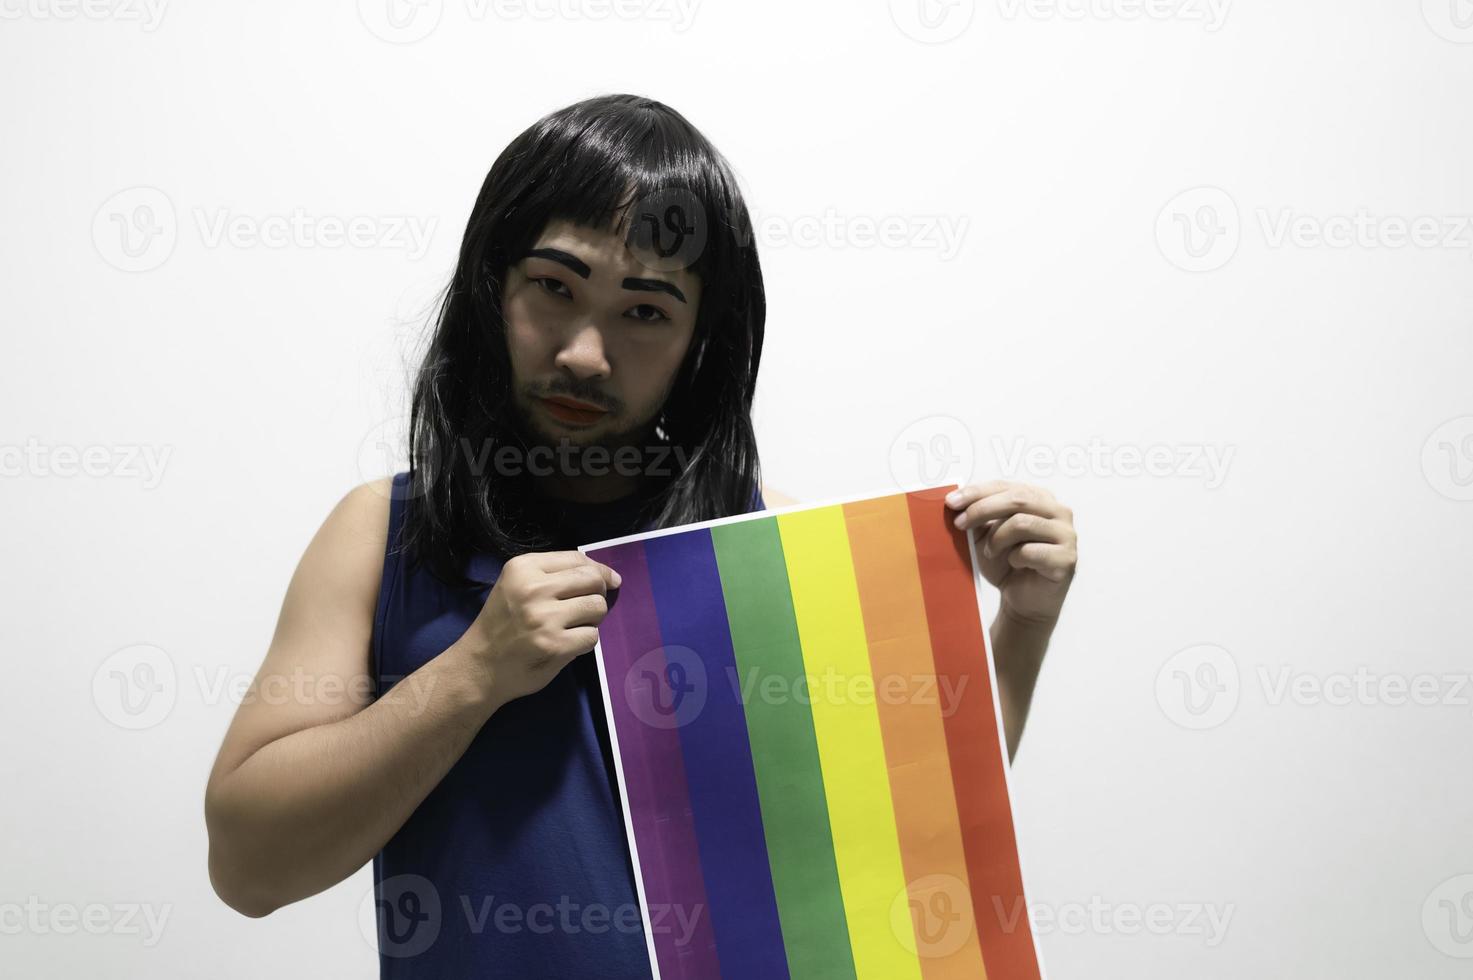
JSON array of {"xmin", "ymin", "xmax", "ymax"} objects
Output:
[
  {"xmin": 644, "ymin": 530, "xmax": 791, "ymax": 979},
  {"xmin": 591, "ymin": 541, "xmax": 721, "ymax": 980}
]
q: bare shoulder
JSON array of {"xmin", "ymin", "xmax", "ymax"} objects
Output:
[
  {"xmin": 332, "ymin": 477, "xmax": 395, "ymax": 544},
  {"xmin": 304, "ymin": 477, "xmax": 396, "ymax": 605},
  {"xmin": 276, "ymin": 474, "xmax": 397, "ymax": 657},
  {"xmin": 760, "ymin": 483, "xmax": 799, "ymax": 508}
]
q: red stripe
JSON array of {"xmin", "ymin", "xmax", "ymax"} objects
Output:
[{"xmin": 906, "ymin": 489, "xmax": 1042, "ymax": 980}]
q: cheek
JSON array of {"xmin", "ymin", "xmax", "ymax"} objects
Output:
[
  {"xmin": 502, "ymin": 293, "xmax": 553, "ymax": 373},
  {"xmin": 620, "ymin": 330, "xmax": 695, "ymax": 399}
]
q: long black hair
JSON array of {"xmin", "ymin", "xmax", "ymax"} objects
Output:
[{"xmin": 399, "ymin": 93, "xmax": 766, "ymax": 589}]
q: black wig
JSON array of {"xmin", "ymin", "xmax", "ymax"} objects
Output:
[{"xmin": 400, "ymin": 93, "xmax": 766, "ymax": 588}]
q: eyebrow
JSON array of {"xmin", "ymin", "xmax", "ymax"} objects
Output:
[{"xmin": 521, "ymin": 247, "xmax": 687, "ymax": 304}]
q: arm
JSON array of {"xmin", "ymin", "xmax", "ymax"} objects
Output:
[
  {"xmin": 946, "ymin": 480, "xmax": 1077, "ymax": 766},
  {"xmin": 990, "ymin": 611, "xmax": 1052, "ymax": 763},
  {"xmin": 203, "ymin": 479, "xmax": 503, "ymax": 917}
]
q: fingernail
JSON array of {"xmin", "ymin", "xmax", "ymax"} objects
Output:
[
  {"xmin": 611, "ymin": 570, "xmax": 623, "ymax": 588},
  {"xmin": 945, "ymin": 490, "xmax": 961, "ymax": 505},
  {"xmin": 953, "ymin": 513, "xmax": 965, "ymax": 528}
]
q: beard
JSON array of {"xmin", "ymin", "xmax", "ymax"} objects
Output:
[{"xmin": 505, "ymin": 388, "xmax": 660, "ymax": 458}]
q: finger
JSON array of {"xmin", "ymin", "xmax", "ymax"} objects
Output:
[
  {"xmin": 955, "ymin": 485, "xmax": 1063, "ymax": 529},
  {"xmin": 556, "ymin": 592, "xmax": 610, "ymax": 629},
  {"xmin": 533, "ymin": 551, "xmax": 624, "ymax": 587},
  {"xmin": 528, "ymin": 550, "xmax": 599, "ymax": 572},
  {"xmin": 1006, "ymin": 542, "xmax": 1075, "ymax": 583},
  {"xmin": 533, "ymin": 623, "xmax": 603, "ymax": 662},
  {"xmin": 546, "ymin": 563, "xmax": 617, "ymax": 600},
  {"xmin": 983, "ymin": 512, "xmax": 1072, "ymax": 558},
  {"xmin": 943, "ymin": 481, "xmax": 1016, "ymax": 511},
  {"xmin": 561, "ymin": 625, "xmax": 601, "ymax": 657}
]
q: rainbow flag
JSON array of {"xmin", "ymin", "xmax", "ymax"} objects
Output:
[{"xmin": 580, "ymin": 485, "xmax": 1044, "ymax": 980}]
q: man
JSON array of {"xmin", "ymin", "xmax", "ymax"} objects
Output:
[{"xmin": 204, "ymin": 93, "xmax": 1077, "ymax": 978}]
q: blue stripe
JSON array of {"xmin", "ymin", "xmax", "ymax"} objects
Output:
[{"xmin": 644, "ymin": 528, "xmax": 791, "ymax": 979}]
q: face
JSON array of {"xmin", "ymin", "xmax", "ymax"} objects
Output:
[{"xmin": 501, "ymin": 217, "xmax": 702, "ymax": 451}]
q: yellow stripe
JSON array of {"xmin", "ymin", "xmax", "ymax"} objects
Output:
[
  {"xmin": 844, "ymin": 496, "xmax": 988, "ymax": 978},
  {"xmin": 778, "ymin": 506, "xmax": 924, "ymax": 980}
]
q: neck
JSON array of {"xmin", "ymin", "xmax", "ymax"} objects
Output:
[{"xmin": 532, "ymin": 469, "xmax": 647, "ymax": 504}]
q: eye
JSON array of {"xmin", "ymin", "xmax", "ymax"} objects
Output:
[
  {"xmin": 533, "ymin": 277, "xmax": 571, "ymax": 299},
  {"xmin": 626, "ymin": 303, "xmax": 670, "ymax": 323}
]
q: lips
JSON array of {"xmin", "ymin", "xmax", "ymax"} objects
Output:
[{"xmin": 540, "ymin": 396, "xmax": 608, "ymax": 425}]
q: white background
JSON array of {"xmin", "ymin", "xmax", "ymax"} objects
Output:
[{"xmin": 4, "ymin": 0, "xmax": 1473, "ymax": 977}]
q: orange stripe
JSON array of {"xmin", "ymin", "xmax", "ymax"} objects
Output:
[
  {"xmin": 905, "ymin": 488, "xmax": 1042, "ymax": 980},
  {"xmin": 843, "ymin": 496, "xmax": 990, "ymax": 979}
]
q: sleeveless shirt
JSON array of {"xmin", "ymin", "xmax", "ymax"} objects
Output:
[{"xmin": 369, "ymin": 472, "xmax": 765, "ymax": 978}]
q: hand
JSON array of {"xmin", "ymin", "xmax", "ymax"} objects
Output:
[
  {"xmin": 460, "ymin": 551, "xmax": 623, "ymax": 705},
  {"xmin": 945, "ymin": 480, "xmax": 1078, "ymax": 631}
]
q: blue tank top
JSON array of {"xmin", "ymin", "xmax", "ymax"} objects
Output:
[{"xmin": 370, "ymin": 472, "xmax": 764, "ymax": 978}]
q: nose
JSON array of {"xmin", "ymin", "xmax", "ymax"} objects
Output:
[{"xmin": 552, "ymin": 322, "xmax": 611, "ymax": 381}]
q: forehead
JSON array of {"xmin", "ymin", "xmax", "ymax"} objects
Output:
[{"xmin": 530, "ymin": 218, "xmax": 700, "ymax": 291}]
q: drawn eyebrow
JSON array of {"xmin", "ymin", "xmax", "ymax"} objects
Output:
[
  {"xmin": 621, "ymin": 278, "xmax": 686, "ymax": 303},
  {"xmin": 521, "ymin": 248, "xmax": 590, "ymax": 278},
  {"xmin": 521, "ymin": 247, "xmax": 688, "ymax": 304}
]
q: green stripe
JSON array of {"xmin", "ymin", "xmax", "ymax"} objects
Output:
[{"xmin": 711, "ymin": 518, "xmax": 858, "ymax": 980}]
